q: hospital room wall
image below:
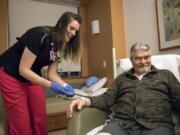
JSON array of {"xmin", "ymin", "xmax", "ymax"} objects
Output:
[
  {"xmin": 8, "ymin": 0, "xmax": 77, "ymax": 46},
  {"xmin": 79, "ymin": 0, "xmax": 127, "ymax": 85},
  {"xmin": 80, "ymin": 0, "xmax": 180, "ymax": 84},
  {"xmin": 79, "ymin": 6, "xmax": 89, "ymax": 77},
  {"xmin": 123, "ymin": 0, "xmax": 180, "ymax": 56},
  {"xmin": 0, "ymin": 0, "xmax": 8, "ymax": 54}
]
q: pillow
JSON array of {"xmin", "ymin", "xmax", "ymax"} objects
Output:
[
  {"xmin": 89, "ymin": 88, "xmax": 108, "ymax": 97},
  {"xmin": 88, "ymin": 77, "xmax": 107, "ymax": 93},
  {"xmin": 116, "ymin": 55, "xmax": 180, "ymax": 82},
  {"xmin": 85, "ymin": 76, "xmax": 99, "ymax": 87},
  {"xmin": 116, "ymin": 58, "xmax": 132, "ymax": 76}
]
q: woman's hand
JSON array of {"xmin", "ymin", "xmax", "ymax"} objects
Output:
[
  {"xmin": 64, "ymin": 84, "xmax": 74, "ymax": 94},
  {"xmin": 50, "ymin": 82, "xmax": 74, "ymax": 96}
]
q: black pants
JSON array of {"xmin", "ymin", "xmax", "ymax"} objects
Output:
[{"xmin": 98, "ymin": 121, "xmax": 175, "ymax": 135}]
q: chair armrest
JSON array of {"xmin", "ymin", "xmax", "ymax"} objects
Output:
[
  {"xmin": 0, "ymin": 121, "xmax": 6, "ymax": 135},
  {"xmin": 67, "ymin": 107, "xmax": 109, "ymax": 135}
]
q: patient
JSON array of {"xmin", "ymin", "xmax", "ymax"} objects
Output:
[{"xmin": 68, "ymin": 42, "xmax": 180, "ymax": 135}]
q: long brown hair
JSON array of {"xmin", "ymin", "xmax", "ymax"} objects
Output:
[{"xmin": 45, "ymin": 12, "xmax": 82, "ymax": 62}]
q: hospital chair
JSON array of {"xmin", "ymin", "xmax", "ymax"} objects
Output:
[{"xmin": 67, "ymin": 54, "xmax": 180, "ymax": 135}]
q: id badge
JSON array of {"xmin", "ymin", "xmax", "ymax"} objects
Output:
[{"xmin": 49, "ymin": 42, "xmax": 56, "ymax": 61}]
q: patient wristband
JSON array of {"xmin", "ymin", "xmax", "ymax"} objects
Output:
[{"xmin": 80, "ymin": 97, "xmax": 91, "ymax": 106}]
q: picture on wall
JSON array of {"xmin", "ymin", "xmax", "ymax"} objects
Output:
[{"xmin": 156, "ymin": 0, "xmax": 180, "ymax": 50}]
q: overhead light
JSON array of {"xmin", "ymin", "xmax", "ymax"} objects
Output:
[{"xmin": 31, "ymin": 0, "xmax": 80, "ymax": 7}]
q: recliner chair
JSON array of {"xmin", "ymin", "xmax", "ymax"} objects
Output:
[{"xmin": 67, "ymin": 54, "xmax": 180, "ymax": 135}]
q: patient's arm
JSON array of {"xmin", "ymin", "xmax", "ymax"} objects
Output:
[{"xmin": 67, "ymin": 97, "xmax": 91, "ymax": 118}]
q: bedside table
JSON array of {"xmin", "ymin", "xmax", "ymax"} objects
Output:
[{"xmin": 46, "ymin": 97, "xmax": 72, "ymax": 131}]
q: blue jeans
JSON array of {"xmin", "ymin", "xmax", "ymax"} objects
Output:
[{"xmin": 99, "ymin": 121, "xmax": 175, "ymax": 135}]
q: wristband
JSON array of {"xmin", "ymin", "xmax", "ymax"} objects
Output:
[{"xmin": 80, "ymin": 97, "xmax": 91, "ymax": 106}]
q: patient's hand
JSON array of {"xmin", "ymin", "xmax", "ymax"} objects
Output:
[{"xmin": 67, "ymin": 97, "xmax": 91, "ymax": 118}]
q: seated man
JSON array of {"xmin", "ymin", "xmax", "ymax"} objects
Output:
[{"xmin": 67, "ymin": 42, "xmax": 180, "ymax": 135}]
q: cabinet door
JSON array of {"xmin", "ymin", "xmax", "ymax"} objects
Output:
[{"xmin": 47, "ymin": 112, "xmax": 68, "ymax": 131}]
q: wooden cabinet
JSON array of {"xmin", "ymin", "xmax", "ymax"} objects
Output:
[
  {"xmin": 63, "ymin": 77, "xmax": 88, "ymax": 84},
  {"xmin": 46, "ymin": 77, "xmax": 87, "ymax": 132},
  {"xmin": 79, "ymin": 0, "xmax": 127, "ymax": 82},
  {"xmin": 46, "ymin": 97, "xmax": 72, "ymax": 132},
  {"xmin": 47, "ymin": 111, "xmax": 68, "ymax": 131}
]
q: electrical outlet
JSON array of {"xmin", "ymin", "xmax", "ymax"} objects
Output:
[{"xmin": 103, "ymin": 60, "xmax": 106, "ymax": 68}]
